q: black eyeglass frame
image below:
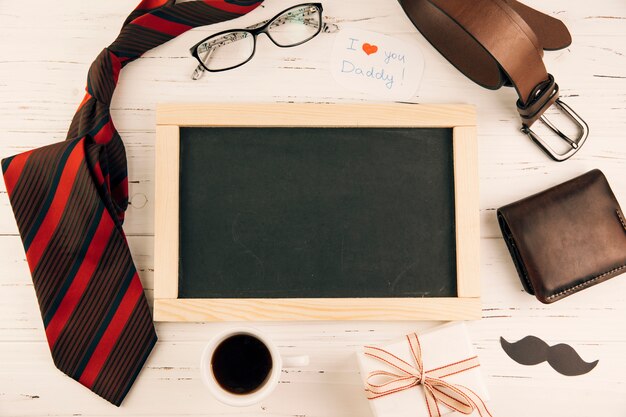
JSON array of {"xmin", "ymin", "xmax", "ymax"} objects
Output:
[{"xmin": 190, "ymin": 3, "xmax": 323, "ymax": 73}]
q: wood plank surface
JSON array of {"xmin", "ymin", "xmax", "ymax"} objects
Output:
[
  {"xmin": 153, "ymin": 298, "xmax": 482, "ymax": 322},
  {"xmin": 156, "ymin": 102, "xmax": 476, "ymax": 127},
  {"xmin": 154, "ymin": 125, "xmax": 180, "ymax": 300},
  {"xmin": 453, "ymin": 126, "xmax": 481, "ymax": 299}
]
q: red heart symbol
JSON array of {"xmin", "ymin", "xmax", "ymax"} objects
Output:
[{"xmin": 362, "ymin": 43, "xmax": 378, "ymax": 56}]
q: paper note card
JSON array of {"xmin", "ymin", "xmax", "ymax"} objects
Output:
[{"xmin": 331, "ymin": 29, "xmax": 424, "ymax": 101}]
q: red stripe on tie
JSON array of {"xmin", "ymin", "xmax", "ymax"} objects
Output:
[
  {"xmin": 2, "ymin": 151, "xmax": 32, "ymax": 197},
  {"xmin": 92, "ymin": 161, "xmax": 105, "ymax": 188},
  {"xmin": 104, "ymin": 173, "xmax": 111, "ymax": 199},
  {"xmin": 111, "ymin": 176, "xmax": 128, "ymax": 209},
  {"xmin": 109, "ymin": 51, "xmax": 122, "ymax": 85},
  {"xmin": 202, "ymin": 0, "xmax": 262, "ymax": 14},
  {"xmin": 78, "ymin": 275, "xmax": 144, "ymax": 388},
  {"xmin": 77, "ymin": 92, "xmax": 93, "ymax": 111},
  {"xmin": 45, "ymin": 212, "xmax": 115, "ymax": 350},
  {"xmin": 134, "ymin": 13, "xmax": 192, "ymax": 36},
  {"xmin": 93, "ymin": 119, "xmax": 115, "ymax": 145},
  {"xmin": 25, "ymin": 142, "xmax": 85, "ymax": 271},
  {"xmin": 136, "ymin": 0, "xmax": 170, "ymax": 11}
]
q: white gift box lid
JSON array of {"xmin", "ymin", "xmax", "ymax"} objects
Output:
[{"xmin": 356, "ymin": 322, "xmax": 490, "ymax": 417}]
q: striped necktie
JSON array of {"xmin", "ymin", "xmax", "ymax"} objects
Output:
[{"xmin": 2, "ymin": 0, "xmax": 263, "ymax": 406}]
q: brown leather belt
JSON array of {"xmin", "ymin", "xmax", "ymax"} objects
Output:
[{"xmin": 399, "ymin": 0, "xmax": 588, "ymax": 161}]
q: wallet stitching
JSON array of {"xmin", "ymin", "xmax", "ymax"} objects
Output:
[
  {"xmin": 617, "ymin": 209, "xmax": 626, "ymax": 232},
  {"xmin": 546, "ymin": 263, "xmax": 626, "ymax": 300}
]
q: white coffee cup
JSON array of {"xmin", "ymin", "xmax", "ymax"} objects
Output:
[{"xmin": 200, "ymin": 327, "xmax": 309, "ymax": 407}]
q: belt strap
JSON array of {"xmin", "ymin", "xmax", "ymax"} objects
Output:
[{"xmin": 399, "ymin": 0, "xmax": 588, "ymax": 161}]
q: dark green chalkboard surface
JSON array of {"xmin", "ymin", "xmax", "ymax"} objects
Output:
[{"xmin": 177, "ymin": 127, "xmax": 457, "ymax": 299}]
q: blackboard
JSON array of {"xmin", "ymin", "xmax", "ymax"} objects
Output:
[
  {"xmin": 178, "ymin": 127, "xmax": 457, "ymax": 299},
  {"xmin": 154, "ymin": 103, "xmax": 479, "ymax": 321}
]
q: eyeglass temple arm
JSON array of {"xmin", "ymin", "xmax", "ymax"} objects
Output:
[{"xmin": 191, "ymin": 14, "xmax": 340, "ymax": 80}]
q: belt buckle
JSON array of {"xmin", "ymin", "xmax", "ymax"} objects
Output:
[{"xmin": 521, "ymin": 98, "xmax": 589, "ymax": 162}]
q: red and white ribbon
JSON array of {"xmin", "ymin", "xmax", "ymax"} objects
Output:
[{"xmin": 364, "ymin": 333, "xmax": 493, "ymax": 417}]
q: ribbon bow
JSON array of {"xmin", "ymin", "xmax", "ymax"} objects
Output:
[{"xmin": 364, "ymin": 333, "xmax": 493, "ymax": 417}]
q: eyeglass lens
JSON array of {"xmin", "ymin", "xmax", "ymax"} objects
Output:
[
  {"xmin": 267, "ymin": 4, "xmax": 321, "ymax": 47},
  {"xmin": 197, "ymin": 31, "xmax": 255, "ymax": 72},
  {"xmin": 196, "ymin": 4, "xmax": 321, "ymax": 72}
]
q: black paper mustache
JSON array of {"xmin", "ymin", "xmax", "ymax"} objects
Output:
[{"xmin": 500, "ymin": 335, "xmax": 598, "ymax": 376}]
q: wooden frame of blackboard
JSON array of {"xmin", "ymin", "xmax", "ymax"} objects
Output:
[{"xmin": 154, "ymin": 103, "xmax": 479, "ymax": 322}]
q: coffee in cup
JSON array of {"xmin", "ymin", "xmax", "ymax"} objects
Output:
[
  {"xmin": 200, "ymin": 327, "xmax": 309, "ymax": 406},
  {"xmin": 211, "ymin": 333, "xmax": 272, "ymax": 394}
]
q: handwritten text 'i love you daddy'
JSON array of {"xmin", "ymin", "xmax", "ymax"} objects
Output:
[{"xmin": 331, "ymin": 29, "xmax": 424, "ymax": 101}]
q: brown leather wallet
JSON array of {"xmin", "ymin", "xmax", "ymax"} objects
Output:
[{"xmin": 497, "ymin": 170, "xmax": 626, "ymax": 303}]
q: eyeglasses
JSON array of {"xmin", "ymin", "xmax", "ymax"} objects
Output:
[{"xmin": 190, "ymin": 3, "xmax": 335, "ymax": 80}]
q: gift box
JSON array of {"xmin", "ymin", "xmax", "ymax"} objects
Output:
[{"xmin": 356, "ymin": 322, "xmax": 491, "ymax": 417}]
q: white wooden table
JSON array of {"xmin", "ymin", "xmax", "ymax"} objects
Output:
[{"xmin": 1, "ymin": 0, "xmax": 625, "ymax": 416}]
